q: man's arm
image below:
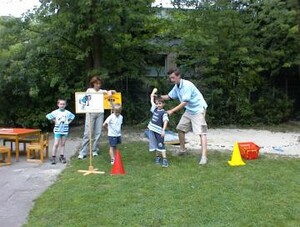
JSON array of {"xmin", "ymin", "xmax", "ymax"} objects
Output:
[
  {"xmin": 160, "ymin": 95, "xmax": 170, "ymax": 101},
  {"xmin": 167, "ymin": 102, "xmax": 187, "ymax": 116}
]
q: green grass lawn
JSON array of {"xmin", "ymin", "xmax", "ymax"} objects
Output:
[{"xmin": 25, "ymin": 141, "xmax": 300, "ymax": 227}]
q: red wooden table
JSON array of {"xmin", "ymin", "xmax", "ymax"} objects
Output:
[{"xmin": 0, "ymin": 128, "xmax": 41, "ymax": 161}]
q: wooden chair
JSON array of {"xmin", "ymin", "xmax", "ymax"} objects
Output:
[
  {"xmin": 0, "ymin": 145, "xmax": 11, "ymax": 166},
  {"xmin": 26, "ymin": 133, "xmax": 49, "ymax": 163}
]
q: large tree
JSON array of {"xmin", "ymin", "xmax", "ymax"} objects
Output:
[
  {"xmin": 0, "ymin": 0, "xmax": 299, "ymax": 127},
  {"xmin": 0, "ymin": 0, "xmax": 160, "ymax": 127},
  {"xmin": 167, "ymin": 0, "xmax": 299, "ymax": 124}
]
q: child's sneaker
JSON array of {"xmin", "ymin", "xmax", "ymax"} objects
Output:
[
  {"xmin": 155, "ymin": 156, "xmax": 161, "ymax": 164},
  {"xmin": 110, "ymin": 158, "xmax": 115, "ymax": 165},
  {"xmin": 162, "ymin": 159, "xmax": 168, "ymax": 167},
  {"xmin": 92, "ymin": 152, "xmax": 98, "ymax": 157},
  {"xmin": 51, "ymin": 156, "xmax": 56, "ymax": 165},
  {"xmin": 59, "ymin": 155, "xmax": 67, "ymax": 164},
  {"xmin": 199, "ymin": 156, "xmax": 208, "ymax": 165}
]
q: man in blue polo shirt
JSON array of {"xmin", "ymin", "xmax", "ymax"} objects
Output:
[{"xmin": 161, "ymin": 67, "xmax": 208, "ymax": 165}]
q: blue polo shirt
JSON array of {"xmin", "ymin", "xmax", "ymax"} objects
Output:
[{"xmin": 168, "ymin": 79, "xmax": 208, "ymax": 115}]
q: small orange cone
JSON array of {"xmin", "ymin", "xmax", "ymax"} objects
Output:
[
  {"xmin": 111, "ymin": 150, "xmax": 126, "ymax": 175},
  {"xmin": 228, "ymin": 142, "xmax": 246, "ymax": 166}
]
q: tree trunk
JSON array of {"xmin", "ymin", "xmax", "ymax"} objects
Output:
[{"xmin": 92, "ymin": 35, "xmax": 102, "ymax": 69}]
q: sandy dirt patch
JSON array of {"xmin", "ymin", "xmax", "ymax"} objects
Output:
[
  {"xmin": 123, "ymin": 128, "xmax": 300, "ymax": 157},
  {"xmin": 184, "ymin": 129, "xmax": 300, "ymax": 157}
]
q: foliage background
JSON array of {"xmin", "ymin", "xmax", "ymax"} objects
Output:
[{"xmin": 0, "ymin": 0, "xmax": 299, "ymax": 130}]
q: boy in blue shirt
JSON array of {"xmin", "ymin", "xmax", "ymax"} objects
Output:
[{"xmin": 46, "ymin": 99, "xmax": 75, "ymax": 164}]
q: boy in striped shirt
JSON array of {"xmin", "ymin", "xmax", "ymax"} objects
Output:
[
  {"xmin": 46, "ymin": 99, "xmax": 75, "ymax": 164},
  {"xmin": 147, "ymin": 88, "xmax": 169, "ymax": 167}
]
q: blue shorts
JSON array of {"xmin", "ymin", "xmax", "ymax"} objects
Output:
[
  {"xmin": 54, "ymin": 133, "xmax": 68, "ymax": 139},
  {"xmin": 108, "ymin": 136, "xmax": 121, "ymax": 147}
]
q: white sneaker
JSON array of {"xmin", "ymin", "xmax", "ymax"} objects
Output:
[
  {"xmin": 77, "ymin": 154, "xmax": 86, "ymax": 160},
  {"xmin": 178, "ymin": 149, "xmax": 188, "ymax": 156},
  {"xmin": 199, "ymin": 157, "xmax": 208, "ymax": 165},
  {"xmin": 110, "ymin": 158, "xmax": 115, "ymax": 165},
  {"xmin": 92, "ymin": 152, "xmax": 98, "ymax": 157}
]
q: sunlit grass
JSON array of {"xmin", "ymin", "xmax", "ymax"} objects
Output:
[{"xmin": 25, "ymin": 141, "xmax": 300, "ymax": 227}]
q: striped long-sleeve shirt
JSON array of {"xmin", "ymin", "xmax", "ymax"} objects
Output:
[{"xmin": 46, "ymin": 109, "xmax": 75, "ymax": 134}]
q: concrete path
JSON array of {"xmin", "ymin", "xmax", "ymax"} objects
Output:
[{"xmin": 0, "ymin": 137, "xmax": 82, "ymax": 227}]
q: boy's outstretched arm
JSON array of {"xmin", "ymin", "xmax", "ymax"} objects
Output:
[{"xmin": 150, "ymin": 88, "xmax": 157, "ymax": 106}]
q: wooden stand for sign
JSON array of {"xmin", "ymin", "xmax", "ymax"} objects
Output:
[
  {"xmin": 78, "ymin": 113, "xmax": 105, "ymax": 175},
  {"xmin": 75, "ymin": 91, "xmax": 122, "ymax": 176}
]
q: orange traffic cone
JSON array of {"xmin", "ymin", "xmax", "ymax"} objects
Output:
[
  {"xmin": 228, "ymin": 142, "xmax": 246, "ymax": 166},
  {"xmin": 111, "ymin": 150, "xmax": 126, "ymax": 175}
]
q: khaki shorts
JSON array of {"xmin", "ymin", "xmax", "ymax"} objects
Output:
[{"xmin": 176, "ymin": 111, "xmax": 208, "ymax": 135}]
